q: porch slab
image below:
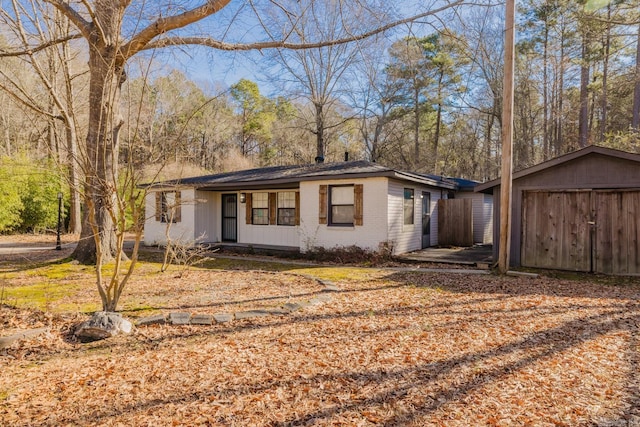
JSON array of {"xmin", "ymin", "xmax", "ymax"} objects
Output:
[{"xmin": 398, "ymin": 245, "xmax": 493, "ymax": 266}]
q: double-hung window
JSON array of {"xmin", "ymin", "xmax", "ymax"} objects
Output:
[
  {"xmin": 277, "ymin": 192, "xmax": 296, "ymax": 226},
  {"xmin": 252, "ymin": 193, "xmax": 269, "ymax": 225},
  {"xmin": 330, "ymin": 185, "xmax": 355, "ymax": 226},
  {"xmin": 404, "ymin": 188, "xmax": 414, "ymax": 225}
]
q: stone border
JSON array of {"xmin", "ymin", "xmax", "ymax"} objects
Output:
[{"xmin": 136, "ymin": 279, "xmax": 341, "ymax": 327}]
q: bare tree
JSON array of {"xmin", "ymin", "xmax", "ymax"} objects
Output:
[
  {"xmin": 0, "ymin": 0, "xmax": 467, "ymax": 311},
  {"xmin": 263, "ymin": 1, "xmax": 383, "ymax": 162},
  {"xmin": 0, "ymin": 2, "xmax": 85, "ymax": 233},
  {"xmin": 632, "ymin": 23, "xmax": 640, "ymax": 132}
]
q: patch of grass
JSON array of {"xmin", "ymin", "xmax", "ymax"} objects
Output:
[
  {"xmin": 3, "ymin": 281, "xmax": 82, "ymax": 311},
  {"xmin": 25, "ymin": 262, "xmax": 81, "ymax": 280},
  {"xmin": 120, "ymin": 303, "xmax": 160, "ymax": 317},
  {"xmin": 291, "ymin": 266, "xmax": 385, "ymax": 282},
  {"xmin": 198, "ymin": 257, "xmax": 300, "ymax": 272},
  {"xmin": 55, "ymin": 301, "xmax": 100, "ymax": 314}
]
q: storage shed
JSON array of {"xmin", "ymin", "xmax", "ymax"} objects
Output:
[{"xmin": 475, "ymin": 146, "xmax": 640, "ymax": 275}]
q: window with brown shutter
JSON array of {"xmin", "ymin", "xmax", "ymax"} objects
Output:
[
  {"xmin": 269, "ymin": 192, "xmax": 277, "ymax": 225},
  {"xmin": 245, "ymin": 192, "xmax": 252, "ymax": 224},
  {"xmin": 319, "ymin": 185, "xmax": 328, "ymax": 224},
  {"xmin": 354, "ymin": 184, "xmax": 363, "ymax": 226},
  {"xmin": 295, "ymin": 191, "xmax": 300, "ymax": 226}
]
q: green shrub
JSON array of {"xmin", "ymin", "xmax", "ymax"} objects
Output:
[
  {"xmin": 0, "ymin": 168, "xmax": 23, "ymax": 232},
  {"xmin": 0, "ymin": 156, "xmax": 64, "ymax": 233}
]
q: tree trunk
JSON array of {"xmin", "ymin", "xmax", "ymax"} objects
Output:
[
  {"xmin": 433, "ymin": 70, "xmax": 444, "ymax": 173},
  {"xmin": 65, "ymin": 120, "xmax": 82, "ymax": 234},
  {"xmin": 542, "ymin": 24, "xmax": 550, "ymax": 160},
  {"xmin": 72, "ymin": 36, "xmax": 125, "ymax": 264},
  {"xmin": 578, "ymin": 37, "xmax": 590, "ymax": 148},
  {"xmin": 555, "ymin": 18, "xmax": 567, "ymax": 155},
  {"xmin": 484, "ymin": 105, "xmax": 496, "ymax": 181},
  {"xmin": 632, "ymin": 23, "xmax": 640, "ymax": 131},
  {"xmin": 62, "ymin": 40, "xmax": 82, "ymax": 235},
  {"xmin": 315, "ymin": 102, "xmax": 325, "ymax": 161},
  {"xmin": 599, "ymin": 5, "xmax": 611, "ymax": 142},
  {"xmin": 413, "ymin": 84, "xmax": 420, "ymax": 168}
]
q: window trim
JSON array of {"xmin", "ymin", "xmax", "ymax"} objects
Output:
[
  {"xmin": 251, "ymin": 192, "xmax": 269, "ymax": 225},
  {"xmin": 246, "ymin": 191, "xmax": 300, "ymax": 226},
  {"xmin": 403, "ymin": 188, "xmax": 415, "ymax": 226},
  {"xmin": 329, "ymin": 185, "xmax": 355, "ymax": 227},
  {"xmin": 277, "ymin": 191, "xmax": 296, "ymax": 226}
]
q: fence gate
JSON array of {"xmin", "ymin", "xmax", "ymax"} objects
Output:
[
  {"xmin": 521, "ymin": 190, "xmax": 640, "ymax": 274},
  {"xmin": 437, "ymin": 199, "xmax": 473, "ymax": 247}
]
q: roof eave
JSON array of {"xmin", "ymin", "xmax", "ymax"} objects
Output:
[{"xmin": 475, "ymin": 145, "xmax": 640, "ymax": 193}]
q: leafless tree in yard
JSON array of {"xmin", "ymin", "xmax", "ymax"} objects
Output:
[{"xmin": 0, "ymin": 0, "xmax": 468, "ymax": 311}]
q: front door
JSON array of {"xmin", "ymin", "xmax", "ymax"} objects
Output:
[
  {"xmin": 422, "ymin": 192, "xmax": 431, "ymax": 248},
  {"xmin": 221, "ymin": 194, "xmax": 237, "ymax": 242}
]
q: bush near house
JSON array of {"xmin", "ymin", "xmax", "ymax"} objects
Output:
[{"xmin": 0, "ymin": 157, "xmax": 65, "ymax": 233}]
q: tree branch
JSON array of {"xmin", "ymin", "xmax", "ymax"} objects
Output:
[
  {"xmin": 0, "ymin": 33, "xmax": 82, "ymax": 58},
  {"xmin": 42, "ymin": 0, "xmax": 92, "ymax": 39},
  {"xmin": 141, "ymin": 0, "xmax": 466, "ymax": 52},
  {"xmin": 121, "ymin": 0, "xmax": 232, "ymax": 59}
]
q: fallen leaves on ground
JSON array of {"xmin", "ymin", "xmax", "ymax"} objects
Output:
[{"xmin": 1, "ymin": 246, "xmax": 640, "ymax": 425}]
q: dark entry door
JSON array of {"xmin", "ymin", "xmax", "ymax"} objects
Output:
[
  {"xmin": 422, "ymin": 192, "xmax": 431, "ymax": 248},
  {"xmin": 221, "ymin": 194, "xmax": 237, "ymax": 242}
]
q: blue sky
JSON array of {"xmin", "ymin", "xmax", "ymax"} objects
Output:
[{"xmin": 131, "ymin": 0, "xmax": 459, "ymax": 97}]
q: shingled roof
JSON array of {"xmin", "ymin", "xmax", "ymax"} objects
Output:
[{"xmin": 146, "ymin": 160, "xmax": 459, "ymax": 191}]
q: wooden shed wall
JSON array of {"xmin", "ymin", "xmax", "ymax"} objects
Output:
[{"xmin": 492, "ymin": 152, "xmax": 640, "ymax": 269}]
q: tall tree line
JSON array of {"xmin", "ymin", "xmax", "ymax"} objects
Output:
[{"xmin": 2, "ymin": 1, "xmax": 640, "ymax": 232}]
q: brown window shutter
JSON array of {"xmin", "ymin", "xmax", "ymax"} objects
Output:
[
  {"xmin": 295, "ymin": 191, "xmax": 301, "ymax": 225},
  {"xmin": 269, "ymin": 192, "xmax": 277, "ymax": 225},
  {"xmin": 174, "ymin": 191, "xmax": 182, "ymax": 222},
  {"xmin": 245, "ymin": 192, "xmax": 252, "ymax": 224},
  {"xmin": 354, "ymin": 184, "xmax": 363, "ymax": 226},
  {"xmin": 319, "ymin": 185, "xmax": 328, "ymax": 224},
  {"xmin": 155, "ymin": 192, "xmax": 162, "ymax": 221}
]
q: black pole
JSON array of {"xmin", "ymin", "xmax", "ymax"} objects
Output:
[{"xmin": 56, "ymin": 193, "xmax": 62, "ymax": 250}]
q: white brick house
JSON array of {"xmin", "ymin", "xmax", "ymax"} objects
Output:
[{"xmin": 143, "ymin": 161, "xmax": 489, "ymax": 255}]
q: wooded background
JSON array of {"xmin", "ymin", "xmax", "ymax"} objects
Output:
[{"xmin": 1, "ymin": 0, "xmax": 639, "ymax": 234}]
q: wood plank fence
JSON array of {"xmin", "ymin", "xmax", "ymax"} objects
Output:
[{"xmin": 437, "ymin": 199, "xmax": 473, "ymax": 247}]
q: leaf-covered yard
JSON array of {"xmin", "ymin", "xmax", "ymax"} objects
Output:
[{"xmin": 1, "ymin": 243, "xmax": 640, "ymax": 426}]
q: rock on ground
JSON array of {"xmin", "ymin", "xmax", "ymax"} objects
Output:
[{"xmin": 74, "ymin": 312, "xmax": 133, "ymax": 342}]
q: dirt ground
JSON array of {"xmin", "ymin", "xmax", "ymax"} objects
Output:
[{"xmin": 1, "ymin": 234, "xmax": 640, "ymax": 426}]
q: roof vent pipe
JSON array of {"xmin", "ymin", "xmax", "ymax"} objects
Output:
[{"xmin": 344, "ymin": 152, "xmax": 349, "ymax": 162}]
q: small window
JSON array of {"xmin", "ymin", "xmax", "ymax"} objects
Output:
[
  {"xmin": 278, "ymin": 192, "xmax": 296, "ymax": 226},
  {"xmin": 252, "ymin": 193, "xmax": 269, "ymax": 225},
  {"xmin": 156, "ymin": 191, "xmax": 181, "ymax": 223},
  {"xmin": 404, "ymin": 188, "xmax": 414, "ymax": 225},
  {"xmin": 330, "ymin": 185, "xmax": 354, "ymax": 226}
]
